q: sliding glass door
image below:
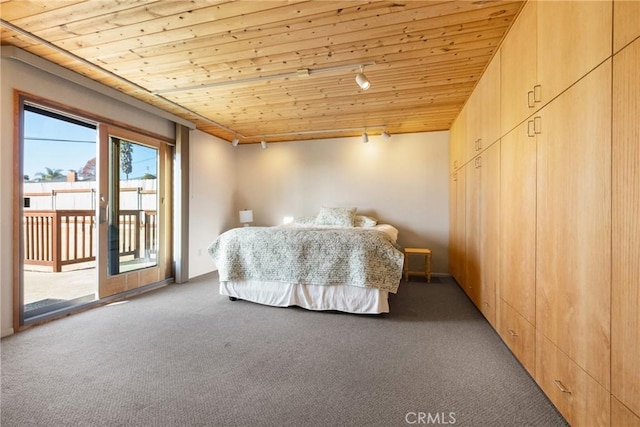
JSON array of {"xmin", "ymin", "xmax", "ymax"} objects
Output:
[
  {"xmin": 97, "ymin": 125, "xmax": 172, "ymax": 298},
  {"xmin": 17, "ymin": 96, "xmax": 173, "ymax": 326}
]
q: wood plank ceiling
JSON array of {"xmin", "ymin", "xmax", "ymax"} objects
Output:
[{"xmin": 1, "ymin": 0, "xmax": 524, "ymax": 144}]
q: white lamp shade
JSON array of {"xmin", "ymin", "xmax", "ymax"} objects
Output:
[
  {"xmin": 239, "ymin": 209, "xmax": 253, "ymax": 224},
  {"xmin": 362, "ymin": 132, "xmax": 369, "ymax": 143}
]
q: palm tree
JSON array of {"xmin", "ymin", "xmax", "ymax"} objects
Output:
[
  {"xmin": 120, "ymin": 141, "xmax": 133, "ymax": 180},
  {"xmin": 35, "ymin": 167, "xmax": 64, "ymax": 182}
]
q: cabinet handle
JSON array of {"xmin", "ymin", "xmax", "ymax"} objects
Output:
[
  {"xmin": 477, "ymin": 138, "xmax": 482, "ymax": 151},
  {"xmin": 534, "ymin": 84, "xmax": 542, "ymax": 103},
  {"xmin": 527, "ymin": 120, "xmax": 535, "ymax": 138},
  {"xmin": 475, "ymin": 156, "xmax": 482, "ymax": 168},
  {"xmin": 507, "ymin": 329, "xmax": 518, "ymax": 337},
  {"xmin": 534, "ymin": 116, "xmax": 542, "ymax": 134},
  {"xmin": 553, "ymin": 380, "xmax": 572, "ymax": 395},
  {"xmin": 527, "ymin": 90, "xmax": 535, "ymax": 108},
  {"xmin": 453, "ymin": 173, "xmax": 457, "ymax": 182}
]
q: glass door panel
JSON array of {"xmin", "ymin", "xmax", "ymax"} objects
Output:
[
  {"xmin": 98, "ymin": 125, "xmax": 169, "ymax": 298},
  {"xmin": 21, "ymin": 104, "xmax": 98, "ymax": 321},
  {"xmin": 107, "ymin": 137, "xmax": 159, "ymax": 275}
]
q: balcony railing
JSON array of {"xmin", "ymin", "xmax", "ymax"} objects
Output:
[{"xmin": 23, "ymin": 210, "xmax": 157, "ymax": 272}]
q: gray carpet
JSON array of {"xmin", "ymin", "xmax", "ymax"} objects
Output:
[{"xmin": 1, "ymin": 274, "xmax": 567, "ymax": 427}]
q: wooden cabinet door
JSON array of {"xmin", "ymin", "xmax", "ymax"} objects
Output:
[
  {"xmin": 500, "ymin": 120, "xmax": 537, "ymax": 325},
  {"xmin": 612, "ymin": 38, "xmax": 640, "ymax": 417},
  {"xmin": 450, "ymin": 109, "xmax": 465, "ymax": 171},
  {"xmin": 611, "ymin": 396, "xmax": 640, "ymax": 427},
  {"xmin": 613, "ymin": 0, "xmax": 640, "ymax": 54},
  {"xmin": 537, "ymin": 0, "xmax": 612, "ymax": 106},
  {"xmin": 500, "ymin": 300, "xmax": 535, "ymax": 377},
  {"xmin": 536, "ymin": 61, "xmax": 612, "ymax": 390},
  {"xmin": 465, "ymin": 160, "xmax": 480, "ymax": 304},
  {"xmin": 500, "ymin": 0, "xmax": 536, "ymax": 136},
  {"xmin": 536, "ymin": 332, "xmax": 611, "ymax": 426},
  {"xmin": 451, "ymin": 168, "xmax": 466, "ymax": 285},
  {"xmin": 479, "ymin": 141, "xmax": 500, "ymax": 326},
  {"xmin": 467, "ymin": 52, "xmax": 500, "ymax": 165},
  {"xmin": 465, "ymin": 91, "xmax": 481, "ymax": 164},
  {"xmin": 478, "ymin": 51, "xmax": 501, "ymax": 149},
  {"xmin": 449, "ymin": 173, "xmax": 460, "ymax": 280}
]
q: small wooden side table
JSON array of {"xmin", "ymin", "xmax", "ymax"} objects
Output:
[{"xmin": 403, "ymin": 247, "xmax": 432, "ymax": 282}]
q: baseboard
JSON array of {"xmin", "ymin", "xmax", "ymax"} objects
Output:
[
  {"xmin": 1, "ymin": 327, "xmax": 15, "ymax": 338},
  {"xmin": 188, "ymin": 270, "xmax": 219, "ymax": 282},
  {"xmin": 431, "ymin": 272, "xmax": 452, "ymax": 278}
]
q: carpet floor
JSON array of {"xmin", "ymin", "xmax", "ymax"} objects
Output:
[{"xmin": 1, "ymin": 274, "xmax": 567, "ymax": 427}]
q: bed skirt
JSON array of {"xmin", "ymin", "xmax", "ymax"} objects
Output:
[{"xmin": 219, "ymin": 280, "xmax": 389, "ymax": 314}]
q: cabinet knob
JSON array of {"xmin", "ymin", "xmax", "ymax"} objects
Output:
[{"xmin": 507, "ymin": 329, "xmax": 518, "ymax": 337}]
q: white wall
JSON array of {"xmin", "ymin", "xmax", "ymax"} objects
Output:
[
  {"xmin": 234, "ymin": 132, "xmax": 450, "ymax": 273},
  {"xmin": 188, "ymin": 130, "xmax": 236, "ymax": 278},
  {"xmin": 1, "ymin": 54, "xmax": 175, "ymax": 336}
]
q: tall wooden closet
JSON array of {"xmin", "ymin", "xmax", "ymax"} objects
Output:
[{"xmin": 448, "ymin": 1, "xmax": 640, "ymax": 425}]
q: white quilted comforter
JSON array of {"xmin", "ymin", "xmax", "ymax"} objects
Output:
[{"xmin": 208, "ymin": 226, "xmax": 404, "ymax": 293}]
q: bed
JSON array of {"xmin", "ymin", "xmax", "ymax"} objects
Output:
[{"xmin": 207, "ymin": 208, "xmax": 404, "ymax": 314}]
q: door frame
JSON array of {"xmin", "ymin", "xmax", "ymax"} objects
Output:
[{"xmin": 13, "ymin": 91, "xmax": 175, "ymax": 331}]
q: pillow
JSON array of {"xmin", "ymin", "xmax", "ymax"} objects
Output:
[
  {"xmin": 373, "ymin": 224, "xmax": 399, "ymax": 242},
  {"xmin": 293, "ymin": 216, "xmax": 317, "ymax": 226},
  {"xmin": 354, "ymin": 215, "xmax": 378, "ymax": 227},
  {"xmin": 314, "ymin": 207, "xmax": 357, "ymax": 227}
]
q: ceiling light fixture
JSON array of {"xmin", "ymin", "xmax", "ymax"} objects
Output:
[
  {"xmin": 250, "ymin": 125, "xmax": 387, "ymax": 139},
  {"xmin": 382, "ymin": 130, "xmax": 391, "ymax": 140},
  {"xmin": 261, "ymin": 140, "xmax": 268, "ymax": 149},
  {"xmin": 231, "ymin": 136, "xmax": 239, "ymax": 146},
  {"xmin": 355, "ymin": 66, "xmax": 371, "ymax": 90},
  {"xmin": 153, "ymin": 61, "xmax": 376, "ymax": 94}
]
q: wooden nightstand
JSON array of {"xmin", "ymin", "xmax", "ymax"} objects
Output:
[{"xmin": 403, "ymin": 248, "xmax": 432, "ymax": 282}]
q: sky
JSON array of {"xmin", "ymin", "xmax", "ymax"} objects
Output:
[{"xmin": 24, "ymin": 110, "xmax": 157, "ymax": 181}]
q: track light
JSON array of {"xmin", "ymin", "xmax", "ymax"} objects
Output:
[
  {"xmin": 381, "ymin": 130, "xmax": 391, "ymax": 140},
  {"xmin": 362, "ymin": 132, "xmax": 369, "ymax": 143},
  {"xmin": 355, "ymin": 66, "xmax": 371, "ymax": 90},
  {"xmin": 231, "ymin": 137, "xmax": 239, "ymax": 146},
  {"xmin": 261, "ymin": 140, "xmax": 268, "ymax": 149}
]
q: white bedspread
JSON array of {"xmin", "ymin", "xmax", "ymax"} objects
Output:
[{"xmin": 208, "ymin": 225, "xmax": 404, "ymax": 293}]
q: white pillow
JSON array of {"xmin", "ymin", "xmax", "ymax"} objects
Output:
[
  {"xmin": 354, "ymin": 215, "xmax": 378, "ymax": 227},
  {"xmin": 314, "ymin": 207, "xmax": 357, "ymax": 227}
]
